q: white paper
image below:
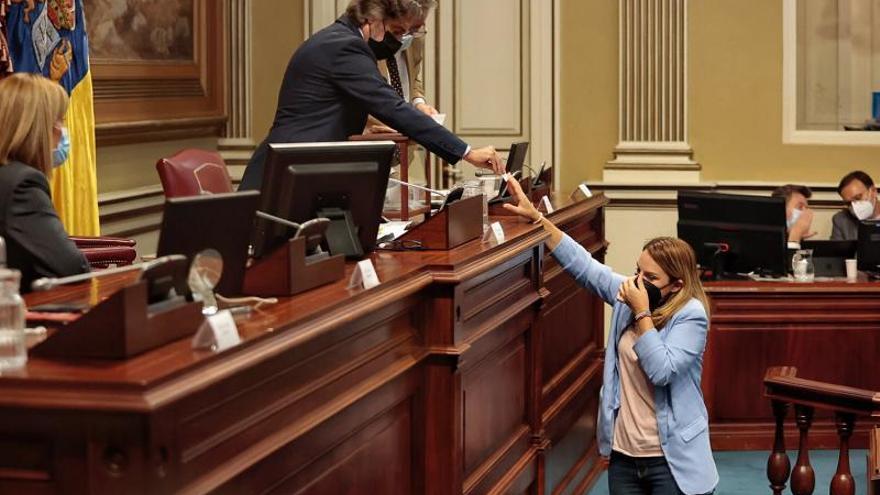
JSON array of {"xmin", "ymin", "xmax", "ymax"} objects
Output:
[
  {"xmin": 579, "ymin": 184, "xmax": 593, "ymax": 198},
  {"xmin": 348, "ymin": 259, "xmax": 380, "ymax": 290},
  {"xmin": 432, "ymin": 113, "xmax": 447, "ymax": 125},
  {"xmin": 540, "ymin": 195, "xmax": 554, "ymax": 214},
  {"xmin": 377, "ymin": 221, "xmax": 412, "ymax": 241},
  {"xmin": 482, "ymin": 221, "xmax": 505, "ymax": 245},
  {"xmin": 191, "ymin": 310, "xmax": 241, "ymax": 352}
]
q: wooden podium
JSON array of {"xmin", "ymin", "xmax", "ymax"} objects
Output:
[
  {"xmin": 243, "ymin": 236, "xmax": 345, "ymax": 297},
  {"xmin": 397, "ymin": 194, "xmax": 483, "ymax": 250},
  {"xmin": 31, "ymin": 280, "xmax": 203, "ymax": 360}
]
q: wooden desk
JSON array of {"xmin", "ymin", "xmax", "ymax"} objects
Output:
[
  {"xmin": 0, "ymin": 195, "xmax": 608, "ymax": 495},
  {"xmin": 704, "ymin": 278, "xmax": 880, "ymax": 450}
]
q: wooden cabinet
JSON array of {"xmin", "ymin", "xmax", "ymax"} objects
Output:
[
  {"xmin": 704, "ymin": 280, "xmax": 880, "ymax": 451},
  {"xmin": 0, "ymin": 196, "xmax": 609, "ymax": 495}
]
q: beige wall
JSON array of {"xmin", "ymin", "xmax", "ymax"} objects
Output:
[
  {"xmin": 557, "ymin": 0, "xmax": 878, "ymax": 193},
  {"xmin": 557, "ymin": 0, "xmax": 619, "ymax": 193},
  {"xmin": 690, "ymin": 0, "xmax": 878, "ymax": 184},
  {"xmin": 251, "ymin": 0, "xmax": 305, "ymax": 142}
]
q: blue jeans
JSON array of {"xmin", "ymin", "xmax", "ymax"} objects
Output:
[{"xmin": 608, "ymin": 451, "xmax": 713, "ymax": 495}]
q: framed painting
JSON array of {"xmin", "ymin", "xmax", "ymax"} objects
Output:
[{"xmin": 86, "ymin": 0, "xmax": 225, "ymax": 145}]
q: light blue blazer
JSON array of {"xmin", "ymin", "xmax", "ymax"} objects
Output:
[{"xmin": 552, "ymin": 235, "xmax": 719, "ymax": 495}]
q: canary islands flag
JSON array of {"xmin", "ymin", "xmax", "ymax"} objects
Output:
[{"xmin": 5, "ymin": 0, "xmax": 99, "ymax": 236}]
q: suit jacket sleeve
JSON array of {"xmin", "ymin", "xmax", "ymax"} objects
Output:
[
  {"xmin": 407, "ymin": 38, "xmax": 426, "ymax": 102},
  {"xmin": 7, "ymin": 170, "xmax": 89, "ymax": 279},
  {"xmin": 331, "ymin": 41, "xmax": 467, "ymax": 164}
]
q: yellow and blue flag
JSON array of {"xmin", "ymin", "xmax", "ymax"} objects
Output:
[{"xmin": 4, "ymin": 0, "xmax": 99, "ymax": 236}]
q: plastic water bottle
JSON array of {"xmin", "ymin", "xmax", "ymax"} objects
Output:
[{"xmin": 0, "ymin": 268, "xmax": 27, "ymax": 371}]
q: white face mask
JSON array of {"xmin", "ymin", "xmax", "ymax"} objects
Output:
[
  {"xmin": 398, "ymin": 34, "xmax": 414, "ymax": 53},
  {"xmin": 786, "ymin": 208, "xmax": 803, "ymax": 229},
  {"xmin": 851, "ymin": 199, "xmax": 875, "ymax": 220}
]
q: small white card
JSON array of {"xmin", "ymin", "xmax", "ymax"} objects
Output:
[
  {"xmin": 482, "ymin": 221, "xmax": 506, "ymax": 245},
  {"xmin": 570, "ymin": 183, "xmax": 593, "ymax": 201},
  {"xmin": 431, "ymin": 113, "xmax": 447, "ymax": 125},
  {"xmin": 348, "ymin": 259, "xmax": 380, "ymax": 290},
  {"xmin": 191, "ymin": 310, "xmax": 241, "ymax": 352},
  {"xmin": 539, "ymin": 195, "xmax": 554, "ymax": 214}
]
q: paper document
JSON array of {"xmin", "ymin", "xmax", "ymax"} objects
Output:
[{"xmin": 377, "ymin": 221, "xmax": 412, "ymax": 241}]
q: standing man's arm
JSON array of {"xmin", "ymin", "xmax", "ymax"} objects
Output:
[{"xmin": 407, "ymin": 38, "xmax": 437, "ymax": 116}]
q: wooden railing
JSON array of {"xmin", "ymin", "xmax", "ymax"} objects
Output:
[{"xmin": 764, "ymin": 366, "xmax": 880, "ymax": 495}]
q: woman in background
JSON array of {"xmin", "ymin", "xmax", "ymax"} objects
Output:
[
  {"xmin": 0, "ymin": 73, "xmax": 88, "ymax": 291},
  {"xmin": 503, "ymin": 177, "xmax": 718, "ymax": 495}
]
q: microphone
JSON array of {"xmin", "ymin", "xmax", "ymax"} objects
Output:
[
  {"xmin": 31, "ymin": 255, "xmax": 182, "ymax": 292},
  {"xmin": 388, "ymin": 178, "xmax": 448, "ymax": 197},
  {"xmin": 256, "ymin": 210, "xmax": 302, "ymax": 230}
]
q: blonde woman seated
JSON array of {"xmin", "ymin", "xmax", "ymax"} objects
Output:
[
  {"xmin": 503, "ymin": 177, "xmax": 718, "ymax": 495},
  {"xmin": 0, "ymin": 73, "xmax": 88, "ymax": 291}
]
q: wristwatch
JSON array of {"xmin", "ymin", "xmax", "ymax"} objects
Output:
[{"xmin": 633, "ymin": 309, "xmax": 652, "ymax": 323}]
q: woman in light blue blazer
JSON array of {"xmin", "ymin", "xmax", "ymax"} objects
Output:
[{"xmin": 504, "ymin": 178, "xmax": 718, "ymax": 495}]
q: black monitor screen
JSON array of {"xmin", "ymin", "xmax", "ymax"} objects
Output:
[
  {"xmin": 157, "ymin": 191, "xmax": 260, "ymax": 295},
  {"xmin": 677, "ymin": 191, "xmax": 787, "ymax": 277},
  {"xmin": 857, "ymin": 221, "xmax": 880, "ymax": 272},
  {"xmin": 253, "ymin": 141, "xmax": 394, "ymax": 259}
]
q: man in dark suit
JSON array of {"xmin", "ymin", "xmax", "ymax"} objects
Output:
[
  {"xmin": 240, "ymin": 0, "xmax": 504, "ymax": 191},
  {"xmin": 831, "ymin": 170, "xmax": 880, "ymax": 241}
]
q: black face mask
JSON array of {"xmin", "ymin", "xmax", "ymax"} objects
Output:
[
  {"xmin": 641, "ymin": 279, "xmax": 672, "ymax": 312},
  {"xmin": 368, "ymin": 31, "xmax": 402, "ymax": 60}
]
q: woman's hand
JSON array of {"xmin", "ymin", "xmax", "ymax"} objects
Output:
[
  {"xmin": 501, "ymin": 175, "xmax": 541, "ymax": 222},
  {"xmin": 617, "ymin": 277, "xmax": 650, "ymax": 314}
]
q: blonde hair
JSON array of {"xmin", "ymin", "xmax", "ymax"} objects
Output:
[
  {"xmin": 642, "ymin": 237, "xmax": 710, "ymax": 329},
  {"xmin": 0, "ymin": 73, "xmax": 69, "ymax": 176}
]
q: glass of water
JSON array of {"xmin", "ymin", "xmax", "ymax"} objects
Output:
[
  {"xmin": 0, "ymin": 269, "xmax": 26, "ymax": 372},
  {"xmin": 461, "ymin": 180, "xmax": 488, "ymax": 231},
  {"xmin": 791, "ymin": 249, "xmax": 815, "ymax": 282}
]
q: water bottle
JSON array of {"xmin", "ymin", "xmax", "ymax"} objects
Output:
[{"xmin": 0, "ymin": 268, "xmax": 26, "ymax": 371}]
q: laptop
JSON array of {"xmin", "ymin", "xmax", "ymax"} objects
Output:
[{"xmin": 800, "ymin": 240, "xmax": 857, "ymax": 277}]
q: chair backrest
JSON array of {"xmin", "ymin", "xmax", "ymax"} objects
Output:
[{"xmin": 156, "ymin": 149, "xmax": 234, "ymax": 198}]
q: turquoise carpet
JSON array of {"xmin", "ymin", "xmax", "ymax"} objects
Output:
[{"xmin": 587, "ymin": 450, "xmax": 869, "ymax": 494}]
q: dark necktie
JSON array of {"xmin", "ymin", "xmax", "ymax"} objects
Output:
[
  {"xmin": 385, "ymin": 57, "xmax": 404, "ymax": 165},
  {"xmin": 386, "ymin": 56, "xmax": 405, "ymax": 99}
]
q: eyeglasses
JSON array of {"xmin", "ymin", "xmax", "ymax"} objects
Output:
[
  {"xmin": 377, "ymin": 239, "xmax": 424, "ymax": 251},
  {"xmin": 409, "ymin": 26, "xmax": 428, "ymax": 38}
]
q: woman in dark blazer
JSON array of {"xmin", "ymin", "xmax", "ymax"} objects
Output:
[
  {"xmin": 240, "ymin": 0, "xmax": 505, "ymax": 190},
  {"xmin": 0, "ymin": 73, "xmax": 89, "ymax": 291}
]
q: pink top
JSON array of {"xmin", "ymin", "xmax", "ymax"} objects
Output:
[{"xmin": 612, "ymin": 326, "xmax": 663, "ymax": 457}]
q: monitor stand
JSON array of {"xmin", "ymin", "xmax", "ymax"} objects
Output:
[{"xmin": 317, "ymin": 207, "xmax": 364, "ymax": 259}]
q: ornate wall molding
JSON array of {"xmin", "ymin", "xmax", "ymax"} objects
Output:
[
  {"xmin": 90, "ymin": 0, "xmax": 226, "ymax": 146},
  {"xmin": 606, "ymin": 0, "xmax": 699, "ymax": 182},
  {"xmin": 219, "ymin": 0, "xmax": 255, "ymax": 169}
]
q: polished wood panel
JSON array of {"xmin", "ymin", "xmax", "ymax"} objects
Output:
[
  {"xmin": 704, "ymin": 280, "xmax": 880, "ymax": 450},
  {"xmin": 0, "ymin": 195, "xmax": 609, "ymax": 494}
]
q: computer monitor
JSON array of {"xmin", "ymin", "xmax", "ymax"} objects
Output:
[
  {"xmin": 253, "ymin": 141, "xmax": 395, "ymax": 259},
  {"xmin": 857, "ymin": 220, "xmax": 880, "ymax": 272},
  {"xmin": 676, "ymin": 191, "xmax": 788, "ymax": 278},
  {"xmin": 157, "ymin": 191, "xmax": 260, "ymax": 295}
]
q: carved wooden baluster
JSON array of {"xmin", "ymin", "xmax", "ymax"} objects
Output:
[
  {"xmin": 767, "ymin": 400, "xmax": 791, "ymax": 495},
  {"xmin": 791, "ymin": 404, "xmax": 816, "ymax": 495},
  {"xmin": 830, "ymin": 412, "xmax": 856, "ymax": 495}
]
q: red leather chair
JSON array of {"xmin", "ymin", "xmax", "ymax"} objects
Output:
[{"xmin": 156, "ymin": 149, "xmax": 233, "ymax": 197}]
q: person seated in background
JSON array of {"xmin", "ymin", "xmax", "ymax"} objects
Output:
[
  {"xmin": 771, "ymin": 184, "xmax": 815, "ymax": 247},
  {"xmin": 831, "ymin": 170, "xmax": 880, "ymax": 241},
  {"xmin": 0, "ymin": 73, "xmax": 89, "ymax": 291}
]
